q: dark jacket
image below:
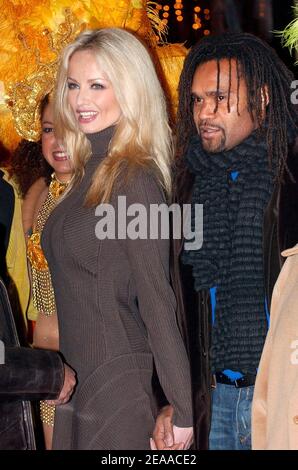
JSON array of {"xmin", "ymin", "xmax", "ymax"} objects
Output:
[
  {"xmin": 170, "ymin": 139, "xmax": 298, "ymax": 450},
  {"xmin": 0, "ymin": 279, "xmax": 64, "ymax": 450}
]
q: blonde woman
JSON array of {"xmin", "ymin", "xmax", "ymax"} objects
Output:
[{"xmin": 41, "ymin": 28, "xmax": 193, "ymax": 449}]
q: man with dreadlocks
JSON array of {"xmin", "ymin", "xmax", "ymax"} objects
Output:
[{"xmin": 152, "ymin": 32, "xmax": 298, "ymax": 450}]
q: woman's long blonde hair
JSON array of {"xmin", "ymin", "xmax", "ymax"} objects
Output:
[{"xmin": 54, "ymin": 28, "xmax": 173, "ymax": 206}]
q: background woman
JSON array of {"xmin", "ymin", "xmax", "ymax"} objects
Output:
[{"xmin": 25, "ymin": 94, "xmax": 72, "ymax": 449}]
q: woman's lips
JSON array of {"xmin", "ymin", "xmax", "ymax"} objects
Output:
[
  {"xmin": 77, "ymin": 111, "xmax": 98, "ymax": 123},
  {"xmin": 53, "ymin": 151, "xmax": 68, "ymax": 161}
]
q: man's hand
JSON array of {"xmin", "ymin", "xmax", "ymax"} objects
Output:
[
  {"xmin": 45, "ymin": 364, "xmax": 76, "ymax": 405},
  {"xmin": 151, "ymin": 405, "xmax": 194, "ymax": 450},
  {"xmin": 152, "ymin": 405, "xmax": 175, "ymax": 449}
]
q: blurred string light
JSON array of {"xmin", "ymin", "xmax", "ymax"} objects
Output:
[
  {"xmin": 159, "ymin": 2, "xmax": 184, "ymax": 23},
  {"xmin": 175, "ymin": 2, "xmax": 184, "ymax": 22},
  {"xmin": 154, "ymin": 1, "xmax": 211, "ymax": 37},
  {"xmin": 193, "ymin": 3, "xmax": 210, "ymax": 35}
]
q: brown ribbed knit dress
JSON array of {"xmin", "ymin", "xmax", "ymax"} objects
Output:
[{"xmin": 42, "ymin": 126, "xmax": 193, "ymax": 450}]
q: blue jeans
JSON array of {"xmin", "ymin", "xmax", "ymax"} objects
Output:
[{"xmin": 209, "ymin": 383, "xmax": 254, "ymax": 450}]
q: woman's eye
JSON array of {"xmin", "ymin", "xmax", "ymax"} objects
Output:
[
  {"xmin": 42, "ymin": 127, "xmax": 53, "ymax": 134},
  {"xmin": 67, "ymin": 82, "xmax": 78, "ymax": 90},
  {"xmin": 91, "ymin": 83, "xmax": 104, "ymax": 90}
]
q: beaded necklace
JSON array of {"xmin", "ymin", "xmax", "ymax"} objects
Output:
[{"xmin": 27, "ymin": 173, "xmax": 69, "ymax": 316}]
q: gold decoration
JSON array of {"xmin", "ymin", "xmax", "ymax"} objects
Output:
[
  {"xmin": 40, "ymin": 401, "xmax": 55, "ymax": 427},
  {"xmin": 147, "ymin": 1, "xmax": 167, "ymax": 42},
  {"xmin": 155, "ymin": 43, "xmax": 188, "ymax": 118},
  {"xmin": 0, "ymin": 1, "xmax": 187, "ymax": 151},
  {"xmin": 27, "ymin": 173, "xmax": 69, "ymax": 316},
  {"xmin": 7, "ymin": 8, "xmax": 84, "ymax": 142},
  {"xmin": 27, "ymin": 233, "xmax": 48, "ymax": 271}
]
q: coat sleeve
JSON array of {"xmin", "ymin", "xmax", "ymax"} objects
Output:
[
  {"xmin": 252, "ymin": 256, "xmax": 290, "ymax": 449},
  {"xmin": 251, "ymin": 324, "xmax": 273, "ymax": 449},
  {"xmin": 0, "ymin": 346, "xmax": 64, "ymax": 401},
  {"xmin": 119, "ymin": 169, "xmax": 193, "ymax": 427}
]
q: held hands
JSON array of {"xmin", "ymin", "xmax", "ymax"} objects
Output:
[
  {"xmin": 45, "ymin": 364, "xmax": 76, "ymax": 406},
  {"xmin": 150, "ymin": 405, "xmax": 194, "ymax": 450}
]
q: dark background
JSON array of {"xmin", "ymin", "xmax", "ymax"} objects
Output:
[{"xmin": 154, "ymin": 0, "xmax": 297, "ymax": 73}]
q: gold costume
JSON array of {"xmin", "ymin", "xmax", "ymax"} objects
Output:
[
  {"xmin": 27, "ymin": 174, "xmax": 68, "ymax": 317},
  {"xmin": 27, "ymin": 173, "xmax": 69, "ymax": 426}
]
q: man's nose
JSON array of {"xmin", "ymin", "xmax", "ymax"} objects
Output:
[{"xmin": 197, "ymin": 100, "xmax": 216, "ymax": 121}]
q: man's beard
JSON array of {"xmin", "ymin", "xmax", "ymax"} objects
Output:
[
  {"xmin": 198, "ymin": 120, "xmax": 226, "ymax": 153},
  {"xmin": 201, "ymin": 132, "xmax": 226, "ymax": 153}
]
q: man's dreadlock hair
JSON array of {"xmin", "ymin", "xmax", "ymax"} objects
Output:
[{"xmin": 177, "ymin": 32, "xmax": 297, "ymax": 179}]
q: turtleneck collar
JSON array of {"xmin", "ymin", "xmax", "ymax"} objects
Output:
[{"xmin": 86, "ymin": 125, "xmax": 116, "ymax": 158}]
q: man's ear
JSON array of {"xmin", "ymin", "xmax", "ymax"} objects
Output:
[{"xmin": 261, "ymin": 85, "xmax": 269, "ymax": 109}]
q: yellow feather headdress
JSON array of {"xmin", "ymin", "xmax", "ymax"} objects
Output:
[{"xmin": 0, "ymin": 0, "xmax": 186, "ymax": 152}]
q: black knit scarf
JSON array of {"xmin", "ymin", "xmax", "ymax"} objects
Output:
[{"xmin": 182, "ymin": 131, "xmax": 275, "ymax": 374}]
